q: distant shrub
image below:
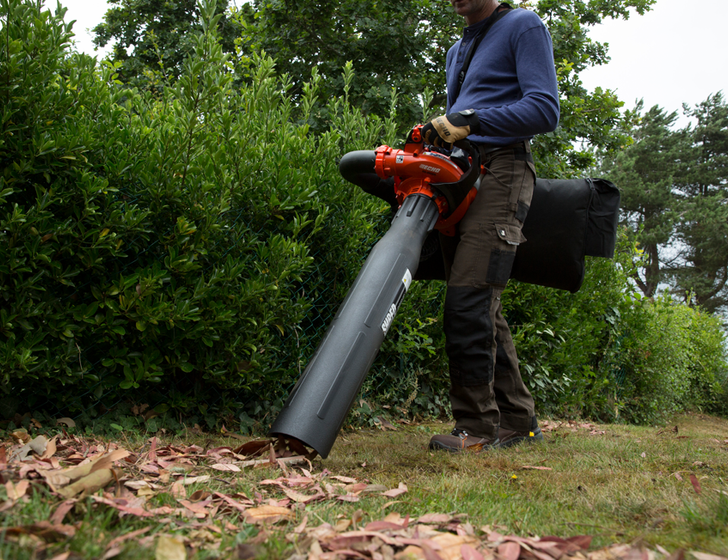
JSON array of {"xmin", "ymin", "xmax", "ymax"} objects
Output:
[{"xmin": 503, "ymin": 232, "xmax": 727, "ymax": 423}]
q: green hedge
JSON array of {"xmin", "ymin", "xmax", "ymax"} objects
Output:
[{"xmin": 0, "ymin": 0, "xmax": 394, "ymax": 423}]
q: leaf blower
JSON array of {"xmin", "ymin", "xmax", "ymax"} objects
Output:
[
  {"xmin": 269, "ymin": 126, "xmax": 482, "ymax": 458},
  {"xmin": 269, "ymin": 126, "xmax": 621, "ymax": 458}
]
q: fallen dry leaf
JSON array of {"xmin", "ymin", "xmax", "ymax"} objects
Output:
[
  {"xmin": 376, "ymin": 417, "xmax": 398, "ymax": 431},
  {"xmin": 178, "ymin": 499, "xmax": 210, "ymax": 518},
  {"xmin": 565, "ymin": 535, "xmax": 593, "ymax": 550},
  {"xmin": 689, "ymin": 474, "xmax": 702, "ymax": 495},
  {"xmin": 233, "ymin": 440, "xmax": 272, "ymax": 457},
  {"xmin": 58, "ymin": 468, "xmax": 119, "ymax": 499},
  {"xmin": 10, "ymin": 435, "xmax": 49, "ymax": 462},
  {"xmin": 156, "ymin": 535, "xmax": 187, "ymax": 560},
  {"xmin": 124, "ymin": 480, "xmax": 153, "ymax": 491},
  {"xmin": 336, "ymin": 493, "xmax": 361, "ymax": 503},
  {"xmin": 213, "ymin": 492, "xmax": 251, "ymax": 515},
  {"xmin": 170, "ymin": 479, "xmax": 187, "ymax": 500},
  {"xmin": 418, "ymin": 514, "xmax": 452, "ymax": 524},
  {"xmin": 430, "ymin": 532, "xmax": 480, "ymax": 560},
  {"xmin": 41, "ymin": 436, "xmax": 58, "ymax": 460},
  {"xmin": 188, "ymin": 490, "xmax": 211, "ymax": 502},
  {"xmin": 180, "ymin": 475, "xmax": 211, "ymax": 485},
  {"xmin": 91, "ymin": 495, "xmax": 156, "ymax": 518},
  {"xmin": 497, "ymin": 541, "xmax": 521, "ymax": 560},
  {"xmin": 45, "ymin": 448, "xmax": 130, "ymax": 490},
  {"xmin": 11, "ymin": 430, "xmax": 31, "ymax": 444},
  {"xmin": 282, "ymin": 486, "xmax": 325, "ymax": 504},
  {"xmin": 293, "ymin": 514, "xmax": 309, "ymax": 535},
  {"xmin": 5, "ymin": 479, "xmax": 30, "ymax": 501},
  {"xmin": 330, "ymin": 475, "xmax": 358, "ymax": 483},
  {"xmin": 244, "ymin": 505, "xmax": 295, "ymax": 524},
  {"xmin": 362, "ymin": 484, "xmax": 388, "ymax": 493},
  {"xmin": 56, "ymin": 417, "xmax": 76, "ymax": 428},
  {"xmin": 382, "ymin": 482, "xmax": 408, "ymax": 498},
  {"xmin": 334, "ymin": 518, "xmax": 352, "ymax": 532},
  {"xmin": 366, "ymin": 519, "xmax": 409, "ymax": 531},
  {"xmin": 50, "ymin": 500, "xmax": 77, "ymax": 525},
  {"xmin": 106, "ymin": 527, "xmax": 152, "ymax": 549},
  {"xmin": 346, "ymin": 482, "xmax": 368, "ymax": 493},
  {"xmin": 461, "ymin": 544, "xmax": 490, "ymax": 560},
  {"xmin": 690, "ymin": 553, "xmax": 728, "ymax": 560},
  {"xmin": 210, "ymin": 463, "xmax": 241, "ymax": 472}
]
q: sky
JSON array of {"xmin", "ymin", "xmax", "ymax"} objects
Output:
[
  {"xmin": 52, "ymin": 0, "xmax": 727, "ymax": 127},
  {"xmin": 579, "ymin": 0, "xmax": 727, "ymax": 126}
]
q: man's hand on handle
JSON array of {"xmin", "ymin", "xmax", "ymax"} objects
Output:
[{"xmin": 421, "ymin": 109, "xmax": 481, "ymax": 149}]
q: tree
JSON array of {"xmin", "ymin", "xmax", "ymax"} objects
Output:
[
  {"xmin": 600, "ymin": 103, "xmax": 686, "ymax": 297},
  {"xmin": 528, "ymin": 0, "xmax": 655, "ymax": 176},
  {"xmin": 599, "ymin": 93, "xmax": 728, "ymax": 314},
  {"xmin": 91, "ymin": 0, "xmax": 241, "ymax": 90},
  {"xmin": 673, "ymin": 93, "xmax": 728, "ymax": 313},
  {"xmin": 236, "ymin": 0, "xmax": 658, "ymax": 174},
  {"xmin": 93, "ymin": 0, "xmax": 657, "ymax": 175},
  {"xmin": 233, "ymin": 0, "xmax": 459, "ymax": 129}
]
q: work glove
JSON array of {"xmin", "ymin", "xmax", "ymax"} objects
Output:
[{"xmin": 421, "ymin": 109, "xmax": 481, "ymax": 148}]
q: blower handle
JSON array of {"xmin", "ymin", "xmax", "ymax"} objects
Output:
[{"xmin": 431, "ymin": 139, "xmax": 481, "ymax": 220}]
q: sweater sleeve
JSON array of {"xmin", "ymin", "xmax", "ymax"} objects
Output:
[{"xmin": 467, "ymin": 24, "xmax": 560, "ymax": 141}]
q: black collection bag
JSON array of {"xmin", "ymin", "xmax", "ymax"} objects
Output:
[
  {"xmin": 510, "ymin": 177, "xmax": 620, "ymax": 292},
  {"xmin": 414, "ymin": 177, "xmax": 620, "ymax": 293}
]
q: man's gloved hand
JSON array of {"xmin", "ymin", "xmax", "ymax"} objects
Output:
[{"xmin": 421, "ymin": 109, "xmax": 481, "ymax": 148}]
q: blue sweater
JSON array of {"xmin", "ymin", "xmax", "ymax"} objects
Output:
[{"xmin": 446, "ymin": 8, "xmax": 560, "ymax": 146}]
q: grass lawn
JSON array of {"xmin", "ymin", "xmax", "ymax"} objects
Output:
[{"xmin": 1, "ymin": 413, "xmax": 726, "ymax": 559}]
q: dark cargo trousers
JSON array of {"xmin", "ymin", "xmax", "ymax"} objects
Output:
[{"xmin": 439, "ymin": 143, "xmax": 537, "ymax": 439}]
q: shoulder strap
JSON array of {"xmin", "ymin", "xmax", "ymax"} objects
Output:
[{"xmin": 452, "ymin": 3, "xmax": 513, "ymax": 103}]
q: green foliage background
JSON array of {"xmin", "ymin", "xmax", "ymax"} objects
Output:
[
  {"xmin": 600, "ymin": 98, "xmax": 728, "ymax": 314},
  {"xmin": 1, "ymin": 0, "xmax": 726, "ymax": 432}
]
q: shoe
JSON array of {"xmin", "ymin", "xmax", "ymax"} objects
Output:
[
  {"xmin": 496, "ymin": 425, "xmax": 544, "ymax": 448},
  {"xmin": 429, "ymin": 428, "xmax": 497, "ymax": 452}
]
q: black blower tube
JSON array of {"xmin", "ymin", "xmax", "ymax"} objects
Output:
[{"xmin": 269, "ymin": 151, "xmax": 439, "ymax": 458}]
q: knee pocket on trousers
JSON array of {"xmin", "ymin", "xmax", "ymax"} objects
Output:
[
  {"xmin": 486, "ymin": 224, "xmax": 522, "ymax": 286},
  {"xmin": 486, "ymin": 248, "xmax": 516, "ymax": 286}
]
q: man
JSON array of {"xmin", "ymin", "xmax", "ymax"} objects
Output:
[{"xmin": 423, "ymin": 0, "xmax": 560, "ymax": 451}]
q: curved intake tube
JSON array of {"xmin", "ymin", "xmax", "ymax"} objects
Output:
[{"xmin": 338, "ymin": 150, "xmax": 398, "ymax": 210}]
